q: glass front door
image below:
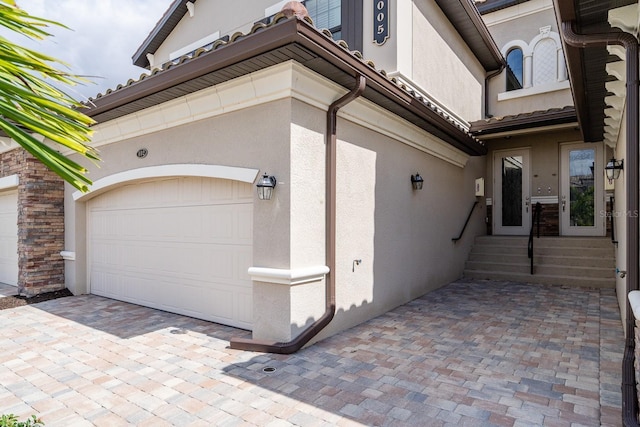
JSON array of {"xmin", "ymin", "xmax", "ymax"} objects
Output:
[
  {"xmin": 560, "ymin": 143, "xmax": 604, "ymax": 236},
  {"xmin": 493, "ymin": 149, "xmax": 530, "ymax": 235}
]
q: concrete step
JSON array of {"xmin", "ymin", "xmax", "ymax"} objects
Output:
[
  {"xmin": 467, "ymin": 252, "xmax": 615, "ymax": 268},
  {"xmin": 474, "ymin": 235, "xmax": 614, "ymax": 249},
  {"xmin": 463, "ymin": 269, "xmax": 616, "ymax": 288},
  {"xmin": 464, "ymin": 235, "xmax": 616, "ymax": 289},
  {"xmin": 465, "ymin": 261, "xmax": 614, "ymax": 278}
]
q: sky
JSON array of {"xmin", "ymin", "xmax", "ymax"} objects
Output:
[{"xmin": 9, "ymin": 1, "xmax": 172, "ymax": 101}]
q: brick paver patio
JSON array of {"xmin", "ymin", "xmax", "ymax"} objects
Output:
[{"xmin": 0, "ymin": 279, "xmax": 624, "ymax": 426}]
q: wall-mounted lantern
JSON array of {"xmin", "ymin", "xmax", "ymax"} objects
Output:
[
  {"xmin": 411, "ymin": 173, "xmax": 424, "ymax": 190},
  {"xmin": 605, "ymin": 158, "xmax": 624, "ymax": 182},
  {"xmin": 257, "ymin": 173, "xmax": 277, "ymax": 200}
]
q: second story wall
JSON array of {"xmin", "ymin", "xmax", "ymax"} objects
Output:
[
  {"xmin": 363, "ymin": 0, "xmax": 486, "ymax": 124},
  {"xmin": 151, "ymin": 0, "xmax": 278, "ymax": 68},
  {"xmin": 481, "ymin": 0, "xmax": 573, "ymax": 118},
  {"xmin": 143, "ymin": 0, "xmax": 487, "ymax": 124}
]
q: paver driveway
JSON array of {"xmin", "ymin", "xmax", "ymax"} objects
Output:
[{"xmin": 0, "ymin": 279, "xmax": 624, "ymax": 426}]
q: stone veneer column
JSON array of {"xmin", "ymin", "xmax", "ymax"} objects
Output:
[{"xmin": 0, "ymin": 149, "xmax": 65, "ymax": 296}]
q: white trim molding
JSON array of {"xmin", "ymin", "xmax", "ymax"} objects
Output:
[
  {"xmin": 73, "ymin": 164, "xmax": 259, "ymax": 201},
  {"xmin": 0, "ymin": 174, "xmax": 19, "ymax": 191},
  {"xmin": 60, "ymin": 251, "xmax": 76, "ymax": 261},
  {"xmin": 87, "ymin": 61, "xmax": 471, "ymax": 168},
  {"xmin": 248, "ymin": 265, "xmax": 330, "ymax": 286},
  {"xmin": 498, "ymin": 80, "xmax": 570, "ymax": 101},
  {"xmin": 531, "ymin": 195, "xmax": 558, "ymax": 204},
  {"xmin": 629, "ymin": 291, "xmax": 640, "ymax": 319}
]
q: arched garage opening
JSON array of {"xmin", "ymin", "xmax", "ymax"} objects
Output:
[{"xmin": 74, "ymin": 165, "xmax": 258, "ymax": 330}]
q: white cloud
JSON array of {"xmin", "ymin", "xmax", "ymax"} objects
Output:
[{"xmin": 11, "ymin": 0, "xmax": 171, "ymax": 100}]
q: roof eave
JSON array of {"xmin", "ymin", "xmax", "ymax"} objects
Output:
[
  {"xmin": 88, "ymin": 18, "xmax": 486, "ymax": 156},
  {"xmin": 435, "ymin": 0, "xmax": 505, "ymax": 72},
  {"xmin": 469, "ymin": 107, "xmax": 578, "ymax": 136},
  {"xmin": 132, "ymin": 0, "xmax": 192, "ymax": 69}
]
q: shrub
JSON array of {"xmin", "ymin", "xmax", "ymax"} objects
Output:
[{"xmin": 0, "ymin": 414, "xmax": 44, "ymax": 427}]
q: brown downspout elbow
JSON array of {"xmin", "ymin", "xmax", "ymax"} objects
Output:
[
  {"xmin": 484, "ymin": 65, "xmax": 505, "ymax": 119},
  {"xmin": 230, "ymin": 75, "xmax": 366, "ymax": 354},
  {"xmin": 561, "ymin": 20, "xmax": 639, "ymax": 426}
]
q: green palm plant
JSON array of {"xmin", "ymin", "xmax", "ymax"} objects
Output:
[{"xmin": 0, "ymin": 0, "xmax": 98, "ymax": 192}]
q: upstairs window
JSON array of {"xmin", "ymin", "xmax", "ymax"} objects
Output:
[
  {"xmin": 506, "ymin": 48, "xmax": 524, "ymax": 91},
  {"xmin": 305, "ymin": 0, "xmax": 342, "ymax": 39},
  {"xmin": 262, "ymin": 0, "xmax": 362, "ymax": 51}
]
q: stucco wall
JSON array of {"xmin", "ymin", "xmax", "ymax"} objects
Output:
[
  {"xmin": 64, "ymin": 99, "xmax": 293, "ymax": 296},
  {"xmin": 65, "ymin": 62, "xmax": 485, "ymax": 344},
  {"xmin": 152, "ymin": 0, "xmax": 281, "ymax": 66},
  {"xmin": 613, "ymin": 107, "xmax": 628, "ymax": 332},
  {"xmin": 287, "ymin": 100, "xmax": 486, "ymax": 342},
  {"xmin": 484, "ymin": 128, "xmax": 582, "ymax": 201},
  {"xmin": 482, "ymin": 2, "xmax": 574, "ymax": 118},
  {"xmin": 363, "ymin": 0, "xmax": 485, "ymax": 123}
]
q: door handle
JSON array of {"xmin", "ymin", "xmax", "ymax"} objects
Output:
[
  {"xmin": 561, "ymin": 196, "xmax": 566, "ymax": 212},
  {"xmin": 525, "ymin": 196, "xmax": 530, "ymax": 213}
]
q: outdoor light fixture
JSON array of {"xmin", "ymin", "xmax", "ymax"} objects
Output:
[
  {"xmin": 411, "ymin": 173, "xmax": 424, "ymax": 190},
  {"xmin": 605, "ymin": 158, "xmax": 624, "ymax": 182},
  {"xmin": 256, "ymin": 173, "xmax": 277, "ymax": 200}
]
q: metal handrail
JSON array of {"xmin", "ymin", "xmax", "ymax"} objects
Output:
[
  {"xmin": 527, "ymin": 202, "xmax": 541, "ymax": 275},
  {"xmin": 452, "ymin": 201, "xmax": 479, "ymax": 242}
]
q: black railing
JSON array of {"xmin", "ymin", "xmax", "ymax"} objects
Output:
[
  {"xmin": 452, "ymin": 201, "xmax": 479, "ymax": 242},
  {"xmin": 528, "ymin": 202, "xmax": 542, "ymax": 275},
  {"xmin": 610, "ymin": 195, "xmax": 618, "ymax": 245}
]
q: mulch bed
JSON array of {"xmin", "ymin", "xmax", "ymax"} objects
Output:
[{"xmin": 0, "ymin": 288, "xmax": 73, "ymax": 311}]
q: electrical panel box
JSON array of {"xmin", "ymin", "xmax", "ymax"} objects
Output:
[{"xmin": 475, "ymin": 178, "xmax": 485, "ymax": 197}]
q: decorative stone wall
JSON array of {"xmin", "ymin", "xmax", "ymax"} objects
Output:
[
  {"xmin": 0, "ymin": 148, "xmax": 65, "ymax": 296},
  {"xmin": 536, "ymin": 203, "xmax": 559, "ymax": 236}
]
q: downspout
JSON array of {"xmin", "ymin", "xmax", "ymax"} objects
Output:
[
  {"xmin": 484, "ymin": 65, "xmax": 505, "ymax": 119},
  {"xmin": 560, "ymin": 21, "xmax": 639, "ymax": 426},
  {"xmin": 230, "ymin": 75, "xmax": 366, "ymax": 354}
]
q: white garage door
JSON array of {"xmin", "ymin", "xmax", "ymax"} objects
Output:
[
  {"xmin": 0, "ymin": 190, "xmax": 18, "ymax": 286},
  {"xmin": 89, "ymin": 177, "xmax": 253, "ymax": 330}
]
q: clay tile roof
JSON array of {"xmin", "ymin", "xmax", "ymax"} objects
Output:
[
  {"xmin": 84, "ymin": 14, "xmax": 486, "ymax": 156},
  {"xmin": 469, "ymin": 106, "xmax": 577, "ymax": 135}
]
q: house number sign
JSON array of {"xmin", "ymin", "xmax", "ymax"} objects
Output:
[{"xmin": 373, "ymin": 0, "xmax": 389, "ymax": 45}]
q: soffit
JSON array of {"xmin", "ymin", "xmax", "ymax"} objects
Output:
[
  {"xmin": 434, "ymin": 0, "xmax": 505, "ymax": 71},
  {"xmin": 554, "ymin": 0, "xmax": 636, "ymax": 143},
  {"xmin": 85, "ymin": 16, "xmax": 486, "ymax": 156}
]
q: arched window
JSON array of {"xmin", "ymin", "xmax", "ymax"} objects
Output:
[{"xmin": 506, "ymin": 48, "xmax": 524, "ymax": 91}]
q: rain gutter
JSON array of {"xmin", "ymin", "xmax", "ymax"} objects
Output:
[
  {"xmin": 229, "ymin": 75, "xmax": 366, "ymax": 354},
  {"xmin": 560, "ymin": 20, "xmax": 639, "ymax": 427}
]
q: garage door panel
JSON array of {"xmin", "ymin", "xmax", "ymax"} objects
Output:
[
  {"xmin": 0, "ymin": 190, "xmax": 17, "ymax": 286},
  {"xmin": 89, "ymin": 177, "xmax": 253, "ymax": 330}
]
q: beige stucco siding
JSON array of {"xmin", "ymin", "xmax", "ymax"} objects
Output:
[
  {"xmin": 64, "ymin": 63, "xmax": 485, "ymax": 344},
  {"xmin": 484, "ymin": 129, "xmax": 581, "ymax": 201},
  {"xmin": 64, "ymin": 99, "xmax": 293, "ymax": 296},
  {"xmin": 153, "ymin": 0, "xmax": 285, "ymax": 66},
  {"xmin": 483, "ymin": 5, "xmax": 573, "ymax": 118},
  {"xmin": 288, "ymin": 101, "xmax": 486, "ymax": 341},
  {"xmin": 411, "ymin": 0, "xmax": 485, "ymax": 122}
]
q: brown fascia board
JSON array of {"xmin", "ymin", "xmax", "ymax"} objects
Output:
[
  {"xmin": 469, "ymin": 107, "xmax": 577, "ymax": 135},
  {"xmin": 132, "ymin": 0, "xmax": 193, "ymax": 69},
  {"xmin": 87, "ymin": 20, "xmax": 301, "ymax": 119},
  {"xmin": 87, "ymin": 17, "xmax": 485, "ymax": 156},
  {"xmin": 435, "ymin": 0, "xmax": 505, "ymax": 72},
  {"xmin": 476, "ymin": 0, "xmax": 530, "ymax": 15}
]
